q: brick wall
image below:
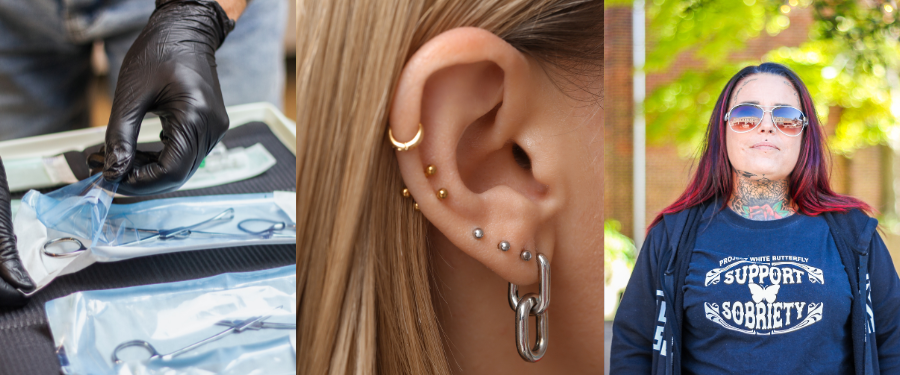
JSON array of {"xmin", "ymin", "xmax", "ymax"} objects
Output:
[{"xmin": 605, "ymin": 6, "xmax": 636, "ymax": 236}]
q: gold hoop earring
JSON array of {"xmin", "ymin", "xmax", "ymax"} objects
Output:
[{"xmin": 389, "ymin": 123, "xmax": 424, "ymax": 151}]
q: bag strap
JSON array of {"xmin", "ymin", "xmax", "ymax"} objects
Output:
[
  {"xmin": 856, "ymin": 218, "xmax": 877, "ymax": 374},
  {"xmin": 661, "ymin": 200, "xmax": 716, "ymax": 375},
  {"xmin": 823, "ymin": 209, "xmax": 878, "ymax": 375},
  {"xmin": 860, "ymin": 250, "xmax": 873, "ymax": 374}
]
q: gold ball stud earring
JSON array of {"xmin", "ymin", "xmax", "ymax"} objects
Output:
[
  {"xmin": 401, "ymin": 188, "xmax": 410, "ymax": 198},
  {"xmin": 437, "ymin": 188, "xmax": 448, "ymax": 200},
  {"xmin": 414, "ymin": 202, "xmax": 420, "ymax": 211},
  {"xmin": 388, "ymin": 123, "xmax": 424, "ymax": 151},
  {"xmin": 425, "ymin": 165, "xmax": 436, "ymax": 176}
]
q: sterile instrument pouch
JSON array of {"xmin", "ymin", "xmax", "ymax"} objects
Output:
[
  {"xmin": 5, "ymin": 142, "xmax": 277, "ymax": 193},
  {"xmin": 14, "ymin": 175, "xmax": 296, "ymax": 295},
  {"xmin": 15, "ymin": 174, "xmax": 117, "ymax": 294},
  {"xmin": 93, "ymin": 191, "xmax": 296, "ymax": 260},
  {"xmin": 28, "ymin": 173, "xmax": 117, "ymax": 243},
  {"xmin": 44, "ymin": 265, "xmax": 296, "ymax": 375}
]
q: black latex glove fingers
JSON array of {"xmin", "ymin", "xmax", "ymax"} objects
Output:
[
  {"xmin": 0, "ymin": 278, "xmax": 28, "ymax": 307},
  {"xmin": 88, "ymin": 146, "xmax": 161, "ymax": 177},
  {"xmin": 120, "ymin": 106, "xmax": 228, "ymax": 195},
  {"xmin": 0, "ymin": 157, "xmax": 35, "ymax": 306},
  {"xmin": 104, "ymin": 0, "xmax": 234, "ymax": 196}
]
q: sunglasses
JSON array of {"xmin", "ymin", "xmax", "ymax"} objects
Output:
[{"xmin": 723, "ymin": 104, "xmax": 808, "ymax": 137}]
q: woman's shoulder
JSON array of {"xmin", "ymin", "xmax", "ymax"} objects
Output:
[
  {"xmin": 818, "ymin": 208, "xmax": 878, "ymax": 234},
  {"xmin": 655, "ymin": 199, "xmax": 721, "ymax": 229}
]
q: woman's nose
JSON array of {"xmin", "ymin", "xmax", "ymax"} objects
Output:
[{"xmin": 758, "ymin": 112, "xmax": 776, "ymax": 134}]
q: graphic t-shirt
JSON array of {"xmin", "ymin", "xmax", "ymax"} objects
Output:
[{"xmin": 682, "ymin": 209, "xmax": 853, "ymax": 374}]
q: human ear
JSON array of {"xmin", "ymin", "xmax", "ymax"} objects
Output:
[{"xmin": 389, "ymin": 27, "xmax": 561, "ymax": 285}]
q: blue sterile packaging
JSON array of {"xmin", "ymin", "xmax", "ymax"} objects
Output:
[
  {"xmin": 13, "ymin": 174, "xmax": 296, "ymax": 295},
  {"xmin": 44, "ymin": 265, "xmax": 296, "ymax": 375},
  {"xmin": 92, "ymin": 191, "xmax": 296, "ymax": 259},
  {"xmin": 26, "ymin": 173, "xmax": 118, "ymax": 246}
]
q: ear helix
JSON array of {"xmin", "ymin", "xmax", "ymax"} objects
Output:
[
  {"xmin": 400, "ymin": 187, "xmax": 419, "ymax": 210},
  {"xmin": 388, "ymin": 123, "xmax": 423, "ymax": 151},
  {"xmin": 399, "ymin": 163, "xmax": 445, "ymax": 210},
  {"xmin": 424, "ymin": 164, "xmax": 448, "ymax": 200},
  {"xmin": 393, "ymin": 123, "xmax": 424, "ymax": 209}
]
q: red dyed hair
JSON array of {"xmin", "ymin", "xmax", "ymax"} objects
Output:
[{"xmin": 649, "ymin": 62, "xmax": 871, "ymax": 230}]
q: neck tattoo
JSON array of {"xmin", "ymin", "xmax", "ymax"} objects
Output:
[{"xmin": 728, "ymin": 169, "xmax": 796, "ymax": 221}]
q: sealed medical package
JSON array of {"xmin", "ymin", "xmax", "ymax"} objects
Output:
[
  {"xmin": 4, "ymin": 142, "xmax": 277, "ymax": 193},
  {"xmin": 44, "ymin": 265, "xmax": 296, "ymax": 375},
  {"xmin": 14, "ymin": 175, "xmax": 296, "ymax": 295}
]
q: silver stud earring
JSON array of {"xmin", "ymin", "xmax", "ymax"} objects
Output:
[
  {"xmin": 473, "ymin": 228, "xmax": 484, "ymax": 239},
  {"xmin": 499, "ymin": 241, "xmax": 511, "ymax": 251},
  {"xmin": 520, "ymin": 250, "xmax": 532, "ymax": 261}
]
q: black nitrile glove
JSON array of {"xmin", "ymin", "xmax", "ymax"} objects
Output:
[
  {"xmin": 96, "ymin": 0, "xmax": 235, "ymax": 195},
  {"xmin": 0, "ymin": 157, "xmax": 36, "ymax": 307}
]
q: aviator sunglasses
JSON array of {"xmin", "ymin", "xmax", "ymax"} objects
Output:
[{"xmin": 724, "ymin": 103, "xmax": 808, "ymax": 137}]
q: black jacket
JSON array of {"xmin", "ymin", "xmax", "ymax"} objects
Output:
[{"xmin": 610, "ymin": 201, "xmax": 900, "ymax": 375}]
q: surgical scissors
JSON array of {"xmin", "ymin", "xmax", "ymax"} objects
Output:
[{"xmin": 111, "ymin": 305, "xmax": 286, "ymax": 364}]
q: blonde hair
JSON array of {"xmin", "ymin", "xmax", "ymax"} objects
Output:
[{"xmin": 295, "ymin": 1, "xmax": 603, "ymax": 374}]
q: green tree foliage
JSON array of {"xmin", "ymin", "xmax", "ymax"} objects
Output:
[
  {"xmin": 604, "ymin": 220, "xmax": 636, "ymax": 285},
  {"xmin": 642, "ymin": 0, "xmax": 900, "ymax": 156},
  {"xmin": 605, "ymin": 219, "xmax": 637, "ymax": 319}
]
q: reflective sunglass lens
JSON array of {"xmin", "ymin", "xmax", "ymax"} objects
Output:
[
  {"xmin": 772, "ymin": 107, "xmax": 805, "ymax": 136},
  {"xmin": 728, "ymin": 105, "xmax": 763, "ymax": 132}
]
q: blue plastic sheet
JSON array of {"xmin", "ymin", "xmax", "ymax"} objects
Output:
[
  {"xmin": 45, "ymin": 266, "xmax": 296, "ymax": 375},
  {"xmin": 22, "ymin": 173, "xmax": 117, "ymax": 246}
]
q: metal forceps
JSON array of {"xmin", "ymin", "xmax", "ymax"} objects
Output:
[
  {"xmin": 236, "ymin": 218, "xmax": 296, "ymax": 239},
  {"xmin": 40, "ymin": 208, "xmax": 236, "ymax": 258},
  {"xmin": 120, "ymin": 208, "xmax": 236, "ymax": 246},
  {"xmin": 111, "ymin": 305, "xmax": 285, "ymax": 364},
  {"xmin": 215, "ymin": 319, "xmax": 296, "ymax": 330}
]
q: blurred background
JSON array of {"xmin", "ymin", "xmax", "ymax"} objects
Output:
[
  {"xmin": 86, "ymin": 2, "xmax": 297, "ymax": 127},
  {"xmin": 604, "ymin": 0, "xmax": 900, "ymax": 372}
]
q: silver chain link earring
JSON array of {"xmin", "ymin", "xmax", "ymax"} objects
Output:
[{"xmin": 508, "ymin": 253, "xmax": 550, "ymax": 362}]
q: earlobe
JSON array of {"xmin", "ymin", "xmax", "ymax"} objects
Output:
[{"xmin": 388, "ymin": 27, "xmax": 558, "ymax": 286}]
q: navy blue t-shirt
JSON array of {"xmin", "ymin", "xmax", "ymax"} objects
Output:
[{"xmin": 682, "ymin": 209, "xmax": 853, "ymax": 373}]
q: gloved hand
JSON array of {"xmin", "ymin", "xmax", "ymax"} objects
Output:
[
  {"xmin": 0, "ymin": 157, "xmax": 36, "ymax": 307},
  {"xmin": 96, "ymin": 0, "xmax": 236, "ymax": 195}
]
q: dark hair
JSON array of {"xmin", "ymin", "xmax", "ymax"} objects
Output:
[{"xmin": 650, "ymin": 62, "xmax": 871, "ymax": 229}]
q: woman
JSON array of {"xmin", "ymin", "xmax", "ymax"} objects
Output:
[
  {"xmin": 295, "ymin": 0, "xmax": 603, "ymax": 374},
  {"xmin": 611, "ymin": 62, "xmax": 900, "ymax": 374}
]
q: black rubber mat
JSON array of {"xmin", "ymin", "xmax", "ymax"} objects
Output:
[{"xmin": 0, "ymin": 121, "xmax": 296, "ymax": 375}]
